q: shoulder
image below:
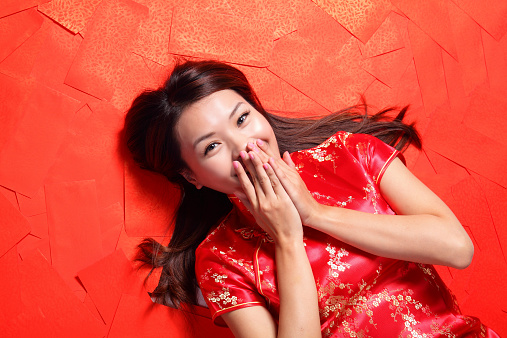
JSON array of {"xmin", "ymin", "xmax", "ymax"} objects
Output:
[{"xmin": 292, "ymin": 131, "xmax": 403, "ymax": 185}]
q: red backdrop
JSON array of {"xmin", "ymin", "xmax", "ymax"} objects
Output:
[{"xmin": 0, "ymin": 0, "xmax": 506, "ymax": 336}]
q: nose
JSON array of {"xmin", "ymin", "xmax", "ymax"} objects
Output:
[{"xmin": 231, "ymin": 134, "xmax": 250, "ymax": 161}]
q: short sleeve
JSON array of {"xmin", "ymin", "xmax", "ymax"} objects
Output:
[
  {"xmin": 195, "ymin": 242, "xmax": 265, "ymax": 326},
  {"xmin": 343, "ymin": 133, "xmax": 405, "ymax": 185}
]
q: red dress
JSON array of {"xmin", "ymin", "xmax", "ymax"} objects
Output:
[{"xmin": 195, "ymin": 131, "xmax": 498, "ymax": 337}]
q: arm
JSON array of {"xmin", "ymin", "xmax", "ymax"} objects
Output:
[
  {"xmin": 306, "ymin": 158, "xmax": 473, "ymax": 269},
  {"xmin": 224, "ymin": 150, "xmax": 321, "ymax": 337},
  {"xmin": 222, "ymin": 241, "xmax": 320, "ymax": 338},
  {"xmin": 251, "ymin": 140, "xmax": 473, "ymax": 269}
]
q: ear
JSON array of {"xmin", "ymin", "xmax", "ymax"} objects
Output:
[{"xmin": 181, "ymin": 170, "xmax": 203, "ymax": 189}]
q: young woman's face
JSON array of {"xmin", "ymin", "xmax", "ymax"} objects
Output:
[{"xmin": 176, "ymin": 89, "xmax": 280, "ymax": 197}]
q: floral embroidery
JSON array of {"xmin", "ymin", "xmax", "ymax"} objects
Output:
[
  {"xmin": 362, "ymin": 183, "xmax": 381, "ymax": 214},
  {"xmin": 326, "ymin": 244, "xmax": 351, "ymax": 278},
  {"xmin": 235, "ymin": 227, "xmax": 273, "ymax": 242},
  {"xmin": 306, "ymin": 147, "xmax": 334, "ymax": 162},
  {"xmin": 195, "ymin": 131, "xmax": 490, "ymax": 337},
  {"xmin": 207, "ymin": 287, "xmax": 239, "ymax": 309}
]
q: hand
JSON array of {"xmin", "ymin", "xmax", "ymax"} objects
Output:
[
  {"xmin": 246, "ymin": 140, "xmax": 321, "ymax": 227},
  {"xmin": 233, "ymin": 150, "xmax": 303, "ymax": 244}
]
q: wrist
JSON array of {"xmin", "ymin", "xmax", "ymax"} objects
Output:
[
  {"xmin": 305, "ymin": 202, "xmax": 325, "ymax": 228},
  {"xmin": 274, "ymin": 234, "xmax": 305, "ymax": 251}
]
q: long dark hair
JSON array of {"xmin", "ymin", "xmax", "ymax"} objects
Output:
[{"xmin": 124, "ymin": 59, "xmax": 421, "ymax": 309}]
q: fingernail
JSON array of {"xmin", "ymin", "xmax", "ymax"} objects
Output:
[
  {"xmin": 240, "ymin": 151, "xmax": 247, "ymax": 159},
  {"xmin": 263, "ymin": 163, "xmax": 269, "ymax": 170},
  {"xmin": 233, "ymin": 161, "xmax": 239, "ymax": 169},
  {"xmin": 247, "ymin": 142, "xmax": 254, "ymax": 149},
  {"xmin": 253, "ymin": 146, "xmax": 259, "ymax": 153},
  {"xmin": 257, "ymin": 139, "xmax": 264, "ymax": 146},
  {"xmin": 249, "ymin": 152, "xmax": 254, "ymax": 160}
]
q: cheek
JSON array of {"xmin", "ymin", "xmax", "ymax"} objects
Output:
[{"xmin": 194, "ymin": 157, "xmax": 232, "ymax": 184}]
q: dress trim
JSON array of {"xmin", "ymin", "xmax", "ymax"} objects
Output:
[
  {"xmin": 212, "ymin": 301, "xmax": 264, "ymax": 322},
  {"xmin": 375, "ymin": 150, "xmax": 399, "ymax": 184},
  {"xmin": 254, "ymin": 238, "xmax": 270, "ymax": 308}
]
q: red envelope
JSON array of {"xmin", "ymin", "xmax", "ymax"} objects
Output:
[
  {"xmin": 462, "ymin": 86, "xmax": 507, "ymax": 147},
  {"xmin": 471, "ymin": 173, "xmax": 507, "ymax": 262},
  {"xmin": 78, "ymin": 249, "xmax": 133, "ymax": 325},
  {"xmin": 452, "ymin": 177, "xmax": 503, "ymax": 254},
  {"xmin": 3, "ymin": 250, "xmax": 105, "ymax": 337},
  {"xmin": 408, "ymin": 22, "xmax": 448, "ymax": 116},
  {"xmin": 16, "ymin": 234, "xmax": 51, "ymax": 263},
  {"xmin": 0, "ymin": 16, "xmax": 51, "ymax": 79},
  {"xmin": 452, "ymin": 0, "xmax": 507, "ymax": 40},
  {"xmin": 225, "ymin": 0, "xmax": 299, "ymax": 39},
  {"xmin": 0, "ymin": 73, "xmax": 33, "ymax": 152},
  {"xmin": 0, "ymin": 82, "xmax": 81, "ymax": 197},
  {"xmin": 168, "ymin": 7, "xmax": 274, "ymax": 67},
  {"xmin": 37, "ymin": 0, "xmax": 102, "ymax": 34},
  {"xmin": 280, "ymin": 80, "xmax": 330, "ymax": 118},
  {"xmin": 45, "ymin": 102, "xmax": 125, "ymax": 209},
  {"xmin": 65, "ymin": 0, "xmax": 148, "ymax": 100},
  {"xmin": 270, "ymin": 33, "xmax": 374, "ymax": 111},
  {"xmin": 0, "ymin": 189, "xmax": 30, "ymax": 258},
  {"xmin": 131, "ymin": 0, "xmax": 174, "ymax": 65},
  {"xmin": 482, "ymin": 30, "xmax": 507, "ymax": 96},
  {"xmin": 235, "ymin": 65, "xmax": 286, "ymax": 112},
  {"xmin": 0, "ymin": 0, "xmax": 50, "ymax": 19},
  {"xmin": 311, "ymin": 0, "xmax": 393, "ymax": 43},
  {"xmin": 124, "ymin": 155, "xmax": 180, "ymax": 237},
  {"xmin": 297, "ymin": 0, "xmax": 351, "ymax": 56},
  {"xmin": 357, "ymin": 13, "xmax": 404, "ymax": 58},
  {"xmin": 0, "ymin": 185, "xmax": 18, "ymax": 210},
  {"xmin": 424, "ymin": 112, "xmax": 507, "ymax": 188},
  {"xmin": 45, "ymin": 180, "xmax": 104, "ymax": 292},
  {"xmin": 0, "ymin": 8, "xmax": 43, "ymax": 62},
  {"xmin": 391, "ymin": 0, "xmax": 457, "ymax": 59},
  {"xmin": 447, "ymin": 1, "xmax": 488, "ymax": 95},
  {"xmin": 30, "ymin": 19, "xmax": 99, "ymax": 105},
  {"xmin": 100, "ymin": 202, "xmax": 124, "ymax": 256},
  {"xmin": 361, "ymin": 47, "xmax": 412, "ymax": 88},
  {"xmin": 17, "ymin": 186, "xmax": 46, "ymax": 217},
  {"xmin": 0, "ymin": 247, "xmax": 22, "ymax": 323},
  {"xmin": 110, "ymin": 52, "xmax": 160, "ymax": 113}
]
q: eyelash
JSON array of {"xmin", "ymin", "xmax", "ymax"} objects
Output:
[
  {"xmin": 237, "ymin": 111, "xmax": 250, "ymax": 126},
  {"xmin": 203, "ymin": 111, "xmax": 250, "ymax": 156}
]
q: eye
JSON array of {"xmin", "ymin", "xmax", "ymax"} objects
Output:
[
  {"xmin": 237, "ymin": 111, "xmax": 250, "ymax": 126},
  {"xmin": 204, "ymin": 142, "xmax": 218, "ymax": 156}
]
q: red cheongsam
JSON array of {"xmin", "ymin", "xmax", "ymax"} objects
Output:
[{"xmin": 195, "ymin": 131, "xmax": 498, "ymax": 337}]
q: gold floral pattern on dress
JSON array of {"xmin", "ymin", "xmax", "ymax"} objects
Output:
[
  {"xmin": 326, "ymin": 244, "xmax": 351, "ymax": 278},
  {"xmin": 196, "ymin": 132, "xmax": 494, "ymax": 337},
  {"xmin": 207, "ymin": 287, "xmax": 240, "ymax": 309},
  {"xmin": 307, "ymin": 147, "xmax": 334, "ymax": 162},
  {"xmin": 235, "ymin": 227, "xmax": 274, "ymax": 242},
  {"xmin": 363, "ymin": 183, "xmax": 381, "ymax": 214}
]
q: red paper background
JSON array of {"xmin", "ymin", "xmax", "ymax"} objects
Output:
[{"xmin": 0, "ymin": 0, "xmax": 506, "ymax": 336}]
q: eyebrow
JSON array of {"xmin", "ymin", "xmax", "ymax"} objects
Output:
[{"xmin": 192, "ymin": 102, "xmax": 244, "ymax": 149}]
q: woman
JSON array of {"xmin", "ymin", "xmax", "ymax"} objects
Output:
[{"xmin": 125, "ymin": 60, "xmax": 498, "ymax": 337}]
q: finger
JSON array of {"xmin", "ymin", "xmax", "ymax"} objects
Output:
[
  {"xmin": 233, "ymin": 159, "xmax": 257, "ymax": 204},
  {"xmin": 247, "ymin": 141, "xmax": 270, "ymax": 163},
  {"xmin": 241, "ymin": 151, "xmax": 266, "ymax": 200},
  {"xmin": 283, "ymin": 151, "xmax": 296, "ymax": 169},
  {"xmin": 248, "ymin": 151, "xmax": 275, "ymax": 197},
  {"xmin": 263, "ymin": 162, "xmax": 286, "ymax": 197},
  {"xmin": 268, "ymin": 157, "xmax": 293, "ymax": 194}
]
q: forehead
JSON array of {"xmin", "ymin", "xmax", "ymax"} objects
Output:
[
  {"xmin": 176, "ymin": 89, "xmax": 246, "ymax": 143},
  {"xmin": 187, "ymin": 89, "xmax": 244, "ymax": 113}
]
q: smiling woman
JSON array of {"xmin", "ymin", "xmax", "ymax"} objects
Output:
[
  {"xmin": 124, "ymin": 59, "xmax": 498, "ymax": 337},
  {"xmin": 176, "ymin": 90, "xmax": 279, "ymax": 198}
]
